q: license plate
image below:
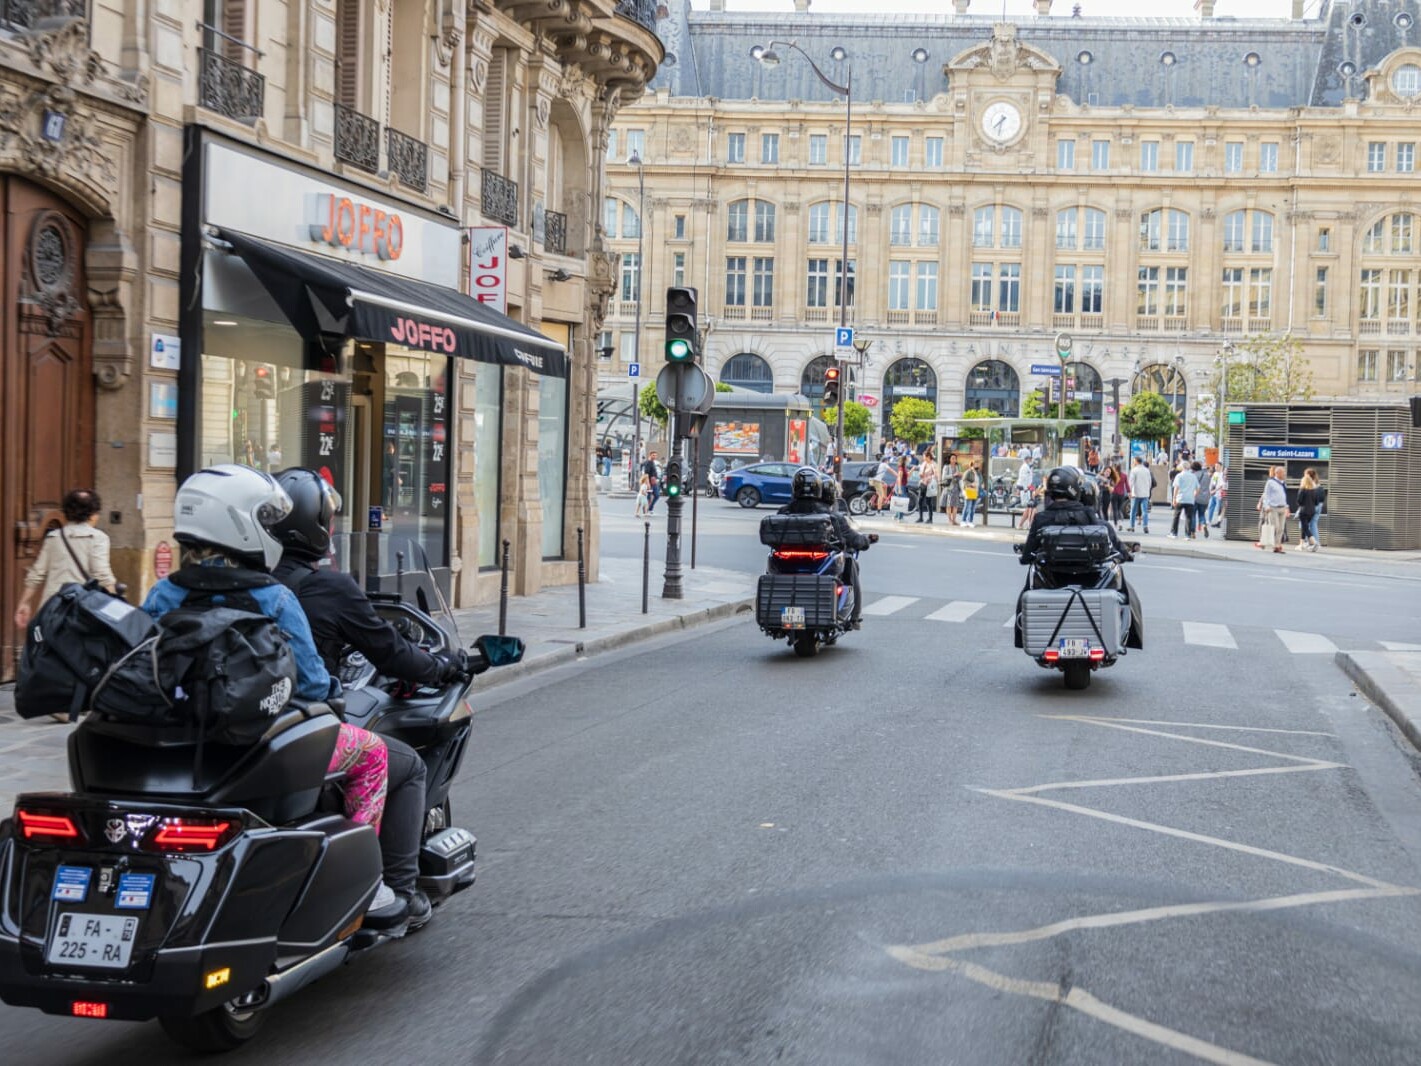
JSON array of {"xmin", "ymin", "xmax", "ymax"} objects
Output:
[
  {"xmin": 1058, "ymin": 638, "xmax": 1090, "ymax": 659},
  {"xmin": 46, "ymin": 912, "xmax": 140, "ymax": 970},
  {"xmin": 781, "ymin": 606, "xmax": 806, "ymax": 629}
]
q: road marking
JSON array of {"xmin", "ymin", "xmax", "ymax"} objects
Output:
[
  {"xmin": 1380, "ymin": 641, "xmax": 1421, "ymax": 651},
  {"xmin": 1133, "ymin": 563, "xmax": 1202, "ymax": 573},
  {"xmin": 1182, "ymin": 621, "xmax": 1237, "ymax": 649},
  {"xmin": 925, "ymin": 600, "xmax": 986, "ymax": 623},
  {"xmin": 1008, "ymin": 763, "xmax": 1344, "ymax": 795},
  {"xmin": 946, "ymin": 548, "xmax": 1008, "ymax": 557},
  {"xmin": 1045, "ymin": 716, "xmax": 1333, "ymax": 737},
  {"xmin": 861, "ymin": 595, "xmax": 919, "ymax": 616},
  {"xmin": 1275, "ymin": 629, "xmax": 1338, "ymax": 654},
  {"xmin": 1003, "ymin": 615, "xmax": 1016, "ymax": 628},
  {"xmin": 1038, "ymin": 716, "xmax": 1334, "ymax": 765}
]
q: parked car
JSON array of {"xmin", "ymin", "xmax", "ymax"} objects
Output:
[
  {"xmin": 720, "ymin": 462, "xmax": 798, "ymax": 508},
  {"xmin": 840, "ymin": 462, "xmax": 922, "ymax": 516}
]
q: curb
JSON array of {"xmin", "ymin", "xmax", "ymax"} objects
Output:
[{"xmin": 1336, "ymin": 651, "xmax": 1421, "ymax": 750}]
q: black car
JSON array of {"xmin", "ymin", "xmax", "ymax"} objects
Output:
[{"xmin": 839, "ymin": 461, "xmax": 921, "ymax": 516}]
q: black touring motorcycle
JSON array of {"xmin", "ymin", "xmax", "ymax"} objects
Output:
[{"xmin": 0, "ymin": 540, "xmax": 521, "ymax": 1051}]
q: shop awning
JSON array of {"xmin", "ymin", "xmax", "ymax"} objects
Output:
[{"xmin": 215, "ymin": 228, "xmax": 568, "ymax": 378}]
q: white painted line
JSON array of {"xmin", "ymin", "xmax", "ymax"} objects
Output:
[
  {"xmin": 1182, "ymin": 621, "xmax": 1238, "ymax": 649},
  {"xmin": 861, "ymin": 595, "xmax": 919, "ymax": 616},
  {"xmin": 1276, "ymin": 629, "xmax": 1339, "ymax": 654},
  {"xmin": 925, "ymin": 600, "xmax": 986, "ymax": 623},
  {"xmin": 1380, "ymin": 641, "xmax": 1421, "ymax": 652},
  {"xmin": 1010, "ymin": 762, "xmax": 1344, "ymax": 795},
  {"xmin": 1132, "ymin": 563, "xmax": 1201, "ymax": 573},
  {"xmin": 1003, "ymin": 615, "xmax": 1016, "ymax": 628},
  {"xmin": 947, "ymin": 548, "xmax": 1009, "ymax": 557},
  {"xmin": 1040, "ymin": 716, "xmax": 1335, "ymax": 765},
  {"xmin": 1042, "ymin": 715, "xmax": 1333, "ymax": 737}
]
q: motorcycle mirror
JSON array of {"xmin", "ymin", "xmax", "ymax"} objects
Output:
[{"xmin": 475, "ymin": 634, "xmax": 526, "ymax": 667}]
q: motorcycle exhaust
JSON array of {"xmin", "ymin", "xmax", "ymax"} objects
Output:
[{"xmin": 250, "ymin": 941, "xmax": 350, "ymax": 1010}]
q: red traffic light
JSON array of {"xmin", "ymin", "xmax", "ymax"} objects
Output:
[
  {"xmin": 254, "ymin": 366, "xmax": 270, "ymax": 378},
  {"xmin": 824, "ymin": 366, "xmax": 840, "ymax": 382}
]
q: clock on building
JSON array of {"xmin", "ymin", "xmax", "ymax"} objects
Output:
[{"xmin": 980, "ymin": 101, "xmax": 1023, "ymax": 144}]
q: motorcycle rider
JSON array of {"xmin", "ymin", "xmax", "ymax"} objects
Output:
[
  {"xmin": 777, "ymin": 467, "xmax": 875, "ymax": 629},
  {"xmin": 270, "ymin": 468, "xmax": 467, "ymax": 934}
]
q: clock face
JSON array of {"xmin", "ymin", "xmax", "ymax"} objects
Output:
[{"xmin": 981, "ymin": 101, "xmax": 1023, "ymax": 143}]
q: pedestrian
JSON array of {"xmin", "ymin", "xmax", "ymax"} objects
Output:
[
  {"xmin": 1192, "ymin": 461, "xmax": 1212, "ymax": 539},
  {"xmin": 1255, "ymin": 465, "xmax": 1288, "ymax": 553},
  {"xmin": 642, "ymin": 451, "xmax": 661, "ymax": 513},
  {"xmin": 1127, "ymin": 455, "xmax": 1153, "ymax": 533},
  {"xmin": 1207, "ymin": 463, "xmax": 1228, "ymax": 528},
  {"xmin": 1169, "ymin": 460, "xmax": 1199, "ymax": 539},
  {"xmin": 940, "ymin": 452, "xmax": 962, "ymax": 525},
  {"xmin": 1108, "ymin": 465, "xmax": 1130, "ymax": 526},
  {"xmin": 1017, "ymin": 473, "xmax": 1040, "ymax": 529},
  {"xmin": 916, "ymin": 451, "xmax": 938, "ymax": 524},
  {"xmin": 634, "ymin": 472, "xmax": 651, "ymax": 516},
  {"xmin": 961, "ymin": 459, "xmax": 982, "ymax": 525},
  {"xmin": 1086, "ymin": 441, "xmax": 1101, "ymax": 474},
  {"xmin": 871, "ymin": 455, "xmax": 897, "ymax": 512},
  {"xmin": 1294, "ymin": 467, "xmax": 1321, "ymax": 552},
  {"xmin": 267, "ymin": 442, "xmax": 283, "ymax": 469},
  {"xmin": 13, "ymin": 489, "xmax": 117, "ymax": 631}
]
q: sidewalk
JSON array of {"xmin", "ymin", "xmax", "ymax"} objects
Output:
[
  {"xmin": 0, "ymin": 557, "xmax": 755, "ymax": 813},
  {"xmin": 1337, "ymin": 651, "xmax": 1421, "ymax": 751}
]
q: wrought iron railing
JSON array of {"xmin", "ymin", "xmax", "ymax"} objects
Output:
[
  {"xmin": 481, "ymin": 170, "xmax": 518, "ymax": 228},
  {"xmin": 386, "ymin": 127, "xmax": 427, "ymax": 191},
  {"xmin": 543, "ymin": 209, "xmax": 567, "ymax": 255},
  {"xmin": 614, "ymin": 0, "xmax": 658, "ymax": 34},
  {"xmin": 198, "ymin": 47, "xmax": 265, "ymax": 125},
  {"xmin": 334, "ymin": 103, "xmax": 379, "ymax": 174},
  {"xmin": 1, "ymin": 0, "xmax": 85, "ymax": 31}
]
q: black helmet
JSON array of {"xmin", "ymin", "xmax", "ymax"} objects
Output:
[
  {"xmin": 271, "ymin": 468, "xmax": 342, "ymax": 559},
  {"xmin": 791, "ymin": 466, "xmax": 822, "ymax": 501},
  {"xmin": 1045, "ymin": 466, "xmax": 1082, "ymax": 501},
  {"xmin": 1078, "ymin": 477, "xmax": 1099, "ymax": 509},
  {"xmin": 817, "ymin": 472, "xmax": 839, "ymax": 500}
]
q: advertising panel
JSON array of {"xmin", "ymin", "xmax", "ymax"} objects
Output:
[{"xmin": 714, "ymin": 421, "xmax": 761, "ymax": 456}]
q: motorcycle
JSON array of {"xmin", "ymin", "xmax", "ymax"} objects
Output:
[
  {"xmin": 1013, "ymin": 525, "xmax": 1142, "ymax": 690},
  {"xmin": 0, "ymin": 538, "xmax": 523, "ymax": 1052},
  {"xmin": 754, "ymin": 510, "xmax": 875, "ymax": 657},
  {"xmin": 705, "ymin": 457, "xmax": 727, "ymax": 499}
]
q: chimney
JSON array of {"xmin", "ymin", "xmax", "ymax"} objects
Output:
[
  {"xmin": 794, "ymin": 0, "xmax": 810, "ymax": 10},
  {"xmin": 1198, "ymin": 0, "xmax": 1215, "ymax": 16},
  {"xmin": 1291, "ymin": 0, "xmax": 1304, "ymax": 17},
  {"xmin": 954, "ymin": 0, "xmax": 970, "ymax": 13},
  {"xmin": 1035, "ymin": 0, "xmax": 1051, "ymax": 13}
]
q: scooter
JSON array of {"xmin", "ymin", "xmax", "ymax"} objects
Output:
[
  {"xmin": 1013, "ymin": 525, "xmax": 1142, "ymax": 690},
  {"xmin": 754, "ymin": 511, "xmax": 875, "ymax": 657},
  {"xmin": 705, "ymin": 458, "xmax": 727, "ymax": 499},
  {"xmin": 0, "ymin": 549, "xmax": 523, "ymax": 1052}
]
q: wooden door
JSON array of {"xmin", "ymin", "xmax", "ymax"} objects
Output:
[{"xmin": 1, "ymin": 178, "xmax": 93, "ymax": 680}]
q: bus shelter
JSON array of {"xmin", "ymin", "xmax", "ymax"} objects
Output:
[{"xmin": 928, "ymin": 416, "xmax": 1090, "ymax": 527}]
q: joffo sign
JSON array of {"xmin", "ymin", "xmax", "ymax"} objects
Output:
[{"xmin": 310, "ymin": 194, "xmax": 404, "ymax": 260}]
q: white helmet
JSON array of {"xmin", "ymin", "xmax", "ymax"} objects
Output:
[{"xmin": 173, "ymin": 464, "xmax": 293, "ymax": 571}]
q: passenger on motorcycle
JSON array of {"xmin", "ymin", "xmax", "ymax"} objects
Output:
[
  {"xmin": 777, "ymin": 468, "xmax": 874, "ymax": 629},
  {"xmin": 141, "ymin": 465, "xmax": 401, "ymax": 929},
  {"xmin": 269, "ymin": 468, "xmax": 466, "ymax": 932}
]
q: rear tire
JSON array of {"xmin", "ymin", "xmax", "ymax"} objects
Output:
[
  {"xmin": 847, "ymin": 493, "xmax": 869, "ymax": 516},
  {"xmin": 792, "ymin": 633, "xmax": 820, "ymax": 658},
  {"xmin": 737, "ymin": 487, "xmax": 761, "ymax": 509},
  {"xmin": 1063, "ymin": 662, "xmax": 1091, "ymax": 690},
  {"xmin": 160, "ymin": 1001, "xmax": 265, "ymax": 1053}
]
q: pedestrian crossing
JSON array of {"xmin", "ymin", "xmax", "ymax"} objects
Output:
[{"xmin": 859, "ymin": 594, "xmax": 1410, "ymax": 654}]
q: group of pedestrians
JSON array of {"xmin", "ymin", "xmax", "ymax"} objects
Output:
[{"xmin": 1255, "ymin": 465, "xmax": 1326, "ymax": 553}]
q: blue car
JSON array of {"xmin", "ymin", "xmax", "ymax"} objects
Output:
[{"xmin": 720, "ymin": 462, "xmax": 800, "ymax": 508}]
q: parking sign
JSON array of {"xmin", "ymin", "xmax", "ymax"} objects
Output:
[
  {"xmin": 628, "ymin": 362, "xmax": 640, "ymax": 379},
  {"xmin": 833, "ymin": 327, "xmax": 854, "ymax": 357}
]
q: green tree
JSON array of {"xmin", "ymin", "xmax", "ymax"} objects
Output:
[
  {"xmin": 638, "ymin": 385, "xmax": 668, "ymax": 426},
  {"xmin": 889, "ymin": 397, "xmax": 937, "ymax": 445},
  {"xmin": 1192, "ymin": 333, "xmax": 1316, "ymax": 436},
  {"xmin": 1119, "ymin": 391, "xmax": 1176, "ymax": 443},
  {"xmin": 825, "ymin": 400, "xmax": 872, "ymax": 441},
  {"xmin": 1021, "ymin": 389, "xmax": 1082, "ymax": 421},
  {"xmin": 715, "ymin": 381, "xmax": 734, "ymax": 393},
  {"xmin": 955, "ymin": 408, "xmax": 996, "ymax": 440}
]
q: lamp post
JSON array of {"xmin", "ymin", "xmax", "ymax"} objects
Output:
[
  {"xmin": 754, "ymin": 39, "xmax": 852, "ymax": 489},
  {"xmin": 628, "ymin": 151, "xmax": 646, "ymax": 488},
  {"xmin": 1216, "ymin": 340, "xmax": 1236, "ymax": 465}
]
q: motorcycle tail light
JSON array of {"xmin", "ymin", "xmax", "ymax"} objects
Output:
[
  {"xmin": 1089, "ymin": 648, "xmax": 1106, "ymax": 661},
  {"xmin": 772, "ymin": 549, "xmax": 829, "ymax": 561},
  {"xmin": 1043, "ymin": 649, "xmax": 1060, "ymax": 663},
  {"xmin": 71, "ymin": 1001, "xmax": 109, "ymax": 1019},
  {"xmin": 16, "ymin": 810, "xmax": 81, "ymax": 842},
  {"xmin": 147, "ymin": 818, "xmax": 236, "ymax": 852}
]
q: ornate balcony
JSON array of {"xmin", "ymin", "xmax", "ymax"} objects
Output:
[
  {"xmin": 481, "ymin": 170, "xmax": 518, "ymax": 228},
  {"xmin": 198, "ymin": 47, "xmax": 264, "ymax": 125},
  {"xmin": 386, "ymin": 127, "xmax": 427, "ymax": 192},
  {"xmin": 1, "ymin": 0, "xmax": 85, "ymax": 32},
  {"xmin": 614, "ymin": 0, "xmax": 658, "ymax": 34},
  {"xmin": 543, "ymin": 209, "xmax": 567, "ymax": 256},
  {"xmin": 335, "ymin": 103, "xmax": 379, "ymax": 174}
]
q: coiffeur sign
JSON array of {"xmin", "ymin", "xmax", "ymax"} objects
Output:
[
  {"xmin": 469, "ymin": 227, "xmax": 508, "ymax": 314},
  {"xmin": 309, "ymin": 194, "xmax": 404, "ymax": 260}
]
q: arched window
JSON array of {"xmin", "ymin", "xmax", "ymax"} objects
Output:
[
  {"xmin": 603, "ymin": 197, "xmax": 638, "ymax": 240},
  {"xmin": 1000, "ymin": 206, "xmax": 1023, "ymax": 248},
  {"xmin": 1223, "ymin": 209, "xmax": 1273, "ymax": 253},
  {"xmin": 918, "ymin": 206, "xmax": 939, "ymax": 246},
  {"xmin": 719, "ymin": 352, "xmax": 774, "ymax": 393},
  {"xmin": 1132, "ymin": 362, "xmax": 1188, "ymax": 422},
  {"xmin": 881, "ymin": 358, "xmax": 937, "ymax": 436},
  {"xmin": 890, "ymin": 205, "xmax": 912, "ymax": 246},
  {"xmin": 808, "ymin": 201, "xmax": 857, "ymax": 244},
  {"xmin": 727, "ymin": 200, "xmax": 749, "ymax": 242},
  {"xmin": 973, "ymin": 206, "xmax": 995, "ymax": 247},
  {"xmin": 1140, "ymin": 208, "xmax": 1189, "ymax": 252},
  {"xmin": 965, "ymin": 360, "xmax": 1020, "ymax": 417},
  {"xmin": 1064, "ymin": 361, "xmax": 1104, "ymax": 436},
  {"xmin": 801, "ymin": 354, "xmax": 836, "ymax": 411}
]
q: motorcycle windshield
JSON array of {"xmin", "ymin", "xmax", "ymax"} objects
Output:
[{"xmin": 328, "ymin": 531, "xmax": 459, "ymax": 649}]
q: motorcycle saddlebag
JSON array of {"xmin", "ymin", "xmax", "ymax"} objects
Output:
[
  {"xmin": 756, "ymin": 574, "xmax": 839, "ymax": 631},
  {"xmin": 759, "ymin": 513, "xmax": 834, "ymax": 548},
  {"xmin": 1020, "ymin": 587, "xmax": 1127, "ymax": 658}
]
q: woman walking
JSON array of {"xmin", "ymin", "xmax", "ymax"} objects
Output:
[
  {"xmin": 1255, "ymin": 465, "xmax": 1289, "ymax": 553},
  {"xmin": 1294, "ymin": 468, "xmax": 1321, "ymax": 552},
  {"xmin": 940, "ymin": 453, "xmax": 962, "ymax": 526},
  {"xmin": 916, "ymin": 451, "xmax": 939, "ymax": 524},
  {"xmin": 1109, "ymin": 465, "xmax": 1130, "ymax": 526},
  {"xmin": 13, "ymin": 489, "xmax": 116, "ymax": 630},
  {"xmin": 961, "ymin": 459, "xmax": 982, "ymax": 526}
]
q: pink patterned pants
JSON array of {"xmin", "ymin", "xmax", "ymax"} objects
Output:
[{"xmin": 327, "ymin": 722, "xmax": 388, "ymax": 832}]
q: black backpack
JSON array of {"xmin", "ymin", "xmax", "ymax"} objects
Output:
[{"xmin": 15, "ymin": 583, "xmax": 157, "ymax": 720}]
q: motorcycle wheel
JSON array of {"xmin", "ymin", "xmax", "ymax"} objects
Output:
[
  {"xmin": 160, "ymin": 1000, "xmax": 265, "ymax": 1052},
  {"xmin": 792, "ymin": 633, "xmax": 820, "ymax": 658},
  {"xmin": 1063, "ymin": 662, "xmax": 1091, "ymax": 691}
]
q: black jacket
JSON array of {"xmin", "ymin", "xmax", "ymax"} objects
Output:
[
  {"xmin": 1020, "ymin": 499, "xmax": 1128, "ymax": 561},
  {"xmin": 273, "ymin": 557, "xmax": 446, "ymax": 685},
  {"xmin": 777, "ymin": 499, "xmax": 872, "ymax": 552}
]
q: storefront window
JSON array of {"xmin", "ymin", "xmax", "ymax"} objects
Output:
[
  {"xmin": 382, "ymin": 346, "xmax": 451, "ymax": 569},
  {"xmin": 538, "ymin": 372, "xmax": 568, "ymax": 558},
  {"xmin": 475, "ymin": 367, "xmax": 503, "ymax": 568}
]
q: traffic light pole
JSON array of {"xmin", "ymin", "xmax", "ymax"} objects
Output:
[{"xmin": 662, "ymin": 411, "xmax": 685, "ymax": 600}]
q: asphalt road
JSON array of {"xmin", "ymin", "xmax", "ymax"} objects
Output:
[{"xmin": 6, "ymin": 505, "xmax": 1421, "ymax": 1065}]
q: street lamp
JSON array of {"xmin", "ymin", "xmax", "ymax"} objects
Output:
[
  {"xmin": 1216, "ymin": 340, "xmax": 1236, "ymax": 463},
  {"xmin": 754, "ymin": 39, "xmax": 852, "ymax": 488},
  {"xmin": 628, "ymin": 150, "xmax": 646, "ymax": 488}
]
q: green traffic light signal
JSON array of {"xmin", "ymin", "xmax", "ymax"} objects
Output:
[{"xmin": 666, "ymin": 337, "xmax": 693, "ymax": 363}]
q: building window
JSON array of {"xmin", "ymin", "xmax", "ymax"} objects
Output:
[
  {"xmin": 1260, "ymin": 142, "xmax": 1279, "ymax": 172},
  {"xmin": 622, "ymin": 203, "xmax": 640, "ymax": 239},
  {"xmin": 891, "ymin": 135, "xmax": 909, "ymax": 167},
  {"xmin": 919, "ymin": 205, "xmax": 940, "ymax": 246},
  {"xmin": 1389, "ymin": 350, "xmax": 1409, "ymax": 382},
  {"xmin": 725, "ymin": 257, "xmax": 746, "ymax": 306},
  {"xmin": 835, "ymin": 259, "xmax": 856, "ymax": 307},
  {"xmin": 1222, "ymin": 210, "xmax": 1245, "ymax": 253},
  {"xmin": 809, "ymin": 134, "xmax": 827, "ymax": 165},
  {"xmin": 1358, "ymin": 349, "xmax": 1378, "ymax": 382},
  {"xmin": 754, "ymin": 201, "xmax": 776, "ymax": 242},
  {"xmin": 1083, "ymin": 208, "xmax": 1106, "ymax": 251},
  {"xmin": 1054, "ymin": 264, "xmax": 1076, "ymax": 313},
  {"xmin": 1399, "ymin": 143, "xmax": 1416, "ymax": 173},
  {"xmin": 1318, "ymin": 227, "xmax": 1330, "ymax": 252},
  {"xmin": 619, "ymin": 332, "xmax": 636, "ymax": 361},
  {"xmin": 603, "ymin": 196, "xmax": 618, "ymax": 238},
  {"xmin": 890, "ymin": 205, "xmax": 912, "ymax": 246},
  {"xmin": 806, "ymin": 258, "xmax": 829, "ymax": 307},
  {"xmin": 1091, "ymin": 139, "xmax": 1110, "ymax": 170},
  {"xmin": 973, "ymin": 207, "xmax": 995, "ymax": 247},
  {"xmin": 1175, "ymin": 141, "xmax": 1194, "ymax": 171},
  {"xmin": 1056, "ymin": 208, "xmax": 1078, "ymax": 250},
  {"xmin": 846, "ymin": 134, "xmax": 861, "ymax": 165},
  {"xmin": 1360, "ymin": 269, "xmax": 1382, "ymax": 319},
  {"xmin": 1393, "ymin": 213, "xmax": 1414, "ymax": 253},
  {"xmin": 605, "ymin": 130, "xmax": 617, "ymax": 162},
  {"xmin": 1225, "ymin": 141, "xmax": 1243, "ymax": 173},
  {"xmin": 1388, "ymin": 269, "xmax": 1411, "ymax": 320},
  {"xmin": 1313, "ymin": 267, "xmax": 1327, "ymax": 317},
  {"xmin": 1000, "ymin": 206, "xmax": 1023, "ymax": 249},
  {"xmin": 915, "ymin": 262, "xmax": 938, "ymax": 310},
  {"xmin": 1221, "ymin": 267, "xmax": 1243, "ymax": 317},
  {"xmin": 1081, "ymin": 265, "xmax": 1104, "ymax": 313},
  {"xmin": 727, "ymin": 132, "xmax": 745, "ymax": 163},
  {"xmin": 1396, "ymin": 64, "xmax": 1421, "ymax": 97},
  {"xmin": 1248, "ymin": 267, "xmax": 1271, "ymax": 318},
  {"xmin": 537, "ymin": 370, "xmax": 569, "ymax": 559},
  {"xmin": 727, "ymin": 200, "xmax": 747, "ymax": 242},
  {"xmin": 1164, "ymin": 266, "xmax": 1188, "ymax": 316},
  {"xmin": 809, "ymin": 201, "xmax": 857, "ymax": 244},
  {"xmin": 673, "ymin": 252, "xmax": 686, "ymax": 287},
  {"xmin": 888, "ymin": 261, "xmax": 910, "ymax": 310},
  {"xmin": 925, "ymin": 137, "xmax": 944, "ymax": 167},
  {"xmin": 1057, "ymin": 139, "xmax": 1076, "ymax": 170},
  {"xmin": 597, "ymin": 329, "xmax": 612, "ymax": 358},
  {"xmin": 808, "ymin": 203, "xmax": 830, "ymax": 243},
  {"xmin": 1141, "ymin": 209, "xmax": 1189, "ymax": 253},
  {"xmin": 619, "ymin": 252, "xmax": 640, "ymax": 302},
  {"xmin": 998, "ymin": 264, "xmax": 1021, "ymax": 312},
  {"xmin": 1140, "ymin": 141, "xmax": 1159, "ymax": 172},
  {"xmin": 625, "ymin": 129, "xmax": 644, "ymax": 161},
  {"xmin": 1368, "ymin": 142, "xmax": 1387, "ymax": 172},
  {"xmin": 752, "ymin": 257, "xmax": 774, "ymax": 306},
  {"xmin": 674, "ymin": 214, "xmax": 686, "ymax": 239},
  {"xmin": 1364, "ymin": 219, "xmax": 1385, "ymax": 254},
  {"xmin": 1137, "ymin": 266, "xmax": 1160, "ymax": 315},
  {"xmin": 970, "ymin": 262, "xmax": 993, "ymax": 311},
  {"xmin": 475, "ymin": 367, "xmax": 503, "ymax": 567},
  {"xmin": 761, "ymin": 132, "xmax": 779, "ymax": 164},
  {"xmin": 1252, "ymin": 212, "xmax": 1274, "ymax": 253}
]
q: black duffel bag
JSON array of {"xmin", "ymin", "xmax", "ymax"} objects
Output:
[{"xmin": 16, "ymin": 582, "xmax": 157, "ymax": 720}]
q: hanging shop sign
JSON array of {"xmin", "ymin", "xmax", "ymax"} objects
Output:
[{"xmin": 468, "ymin": 227, "xmax": 508, "ymax": 314}]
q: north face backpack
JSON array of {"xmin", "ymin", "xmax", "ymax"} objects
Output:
[{"xmin": 15, "ymin": 583, "xmax": 157, "ymax": 720}]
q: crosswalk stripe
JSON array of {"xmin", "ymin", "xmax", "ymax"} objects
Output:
[
  {"xmin": 862, "ymin": 595, "xmax": 919, "ymax": 616},
  {"xmin": 1004, "ymin": 615, "xmax": 1016, "ymax": 628},
  {"xmin": 1275, "ymin": 630, "xmax": 1338, "ymax": 654},
  {"xmin": 1379, "ymin": 641, "xmax": 1421, "ymax": 652},
  {"xmin": 926, "ymin": 601, "xmax": 987, "ymax": 623},
  {"xmin": 1182, "ymin": 622, "xmax": 1237, "ymax": 650}
]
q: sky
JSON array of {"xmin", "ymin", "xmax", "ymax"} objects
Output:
[{"xmin": 706, "ymin": 0, "xmax": 1317, "ymax": 18}]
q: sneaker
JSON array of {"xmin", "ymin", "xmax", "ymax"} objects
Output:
[
  {"xmin": 1166, "ymin": 533, "xmax": 1177, "ymax": 539},
  {"xmin": 364, "ymin": 881, "xmax": 410, "ymax": 931},
  {"xmin": 404, "ymin": 889, "xmax": 434, "ymax": 933}
]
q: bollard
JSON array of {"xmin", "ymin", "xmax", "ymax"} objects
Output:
[
  {"xmin": 642, "ymin": 520, "xmax": 650, "ymax": 614},
  {"xmin": 576, "ymin": 526, "xmax": 586, "ymax": 629},
  {"xmin": 499, "ymin": 538, "xmax": 510, "ymax": 636}
]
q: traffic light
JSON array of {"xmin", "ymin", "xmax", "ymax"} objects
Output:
[
  {"xmin": 822, "ymin": 364, "xmax": 841, "ymax": 407},
  {"xmin": 665, "ymin": 286, "xmax": 698, "ymax": 363},
  {"xmin": 663, "ymin": 456, "xmax": 683, "ymax": 498},
  {"xmin": 252, "ymin": 364, "xmax": 276, "ymax": 400}
]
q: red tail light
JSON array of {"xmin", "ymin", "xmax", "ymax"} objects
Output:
[
  {"xmin": 71, "ymin": 1001, "xmax": 109, "ymax": 1019},
  {"xmin": 1089, "ymin": 648, "xmax": 1106, "ymax": 661},
  {"xmin": 148, "ymin": 819, "xmax": 235, "ymax": 852},
  {"xmin": 772, "ymin": 549, "xmax": 829, "ymax": 561},
  {"xmin": 16, "ymin": 810, "xmax": 81, "ymax": 842},
  {"xmin": 1043, "ymin": 649, "xmax": 1060, "ymax": 662}
]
